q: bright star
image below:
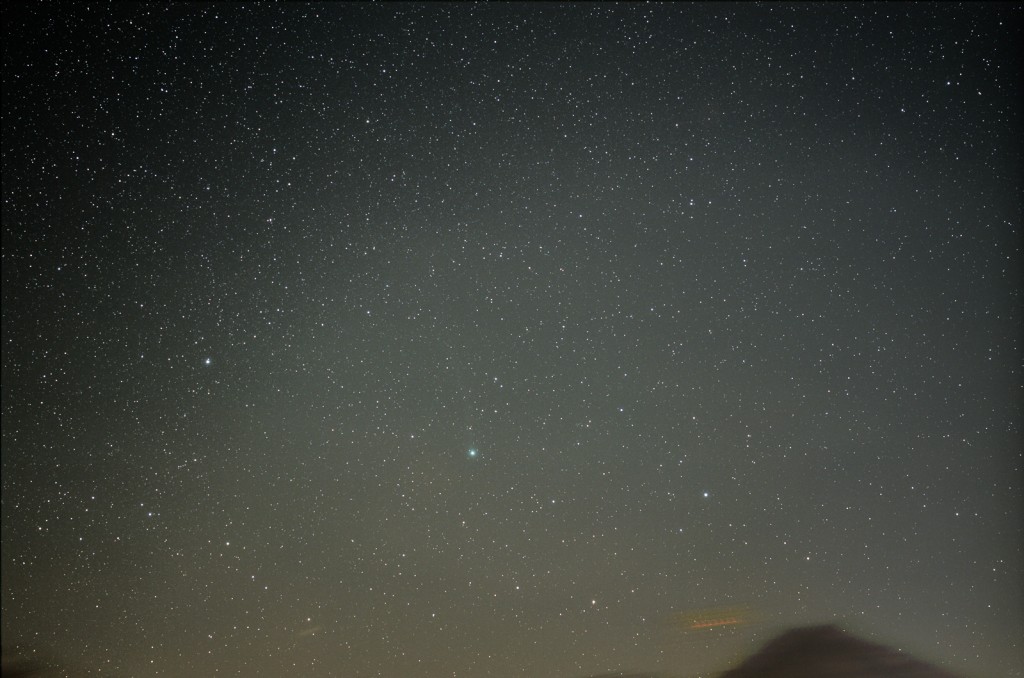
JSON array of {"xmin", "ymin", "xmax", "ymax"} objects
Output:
[{"xmin": 203, "ymin": 357, "xmax": 212, "ymax": 366}]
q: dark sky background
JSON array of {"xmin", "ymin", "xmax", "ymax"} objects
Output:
[{"xmin": 2, "ymin": 3, "xmax": 1021, "ymax": 677}]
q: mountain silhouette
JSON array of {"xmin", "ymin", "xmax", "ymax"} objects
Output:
[{"xmin": 718, "ymin": 624, "xmax": 962, "ymax": 678}]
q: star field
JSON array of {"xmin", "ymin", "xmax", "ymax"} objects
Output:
[{"xmin": 2, "ymin": 3, "xmax": 1021, "ymax": 677}]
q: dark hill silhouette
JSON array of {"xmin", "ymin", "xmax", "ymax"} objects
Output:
[{"xmin": 718, "ymin": 624, "xmax": 962, "ymax": 678}]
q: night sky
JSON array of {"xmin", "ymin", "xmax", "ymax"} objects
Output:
[{"xmin": 2, "ymin": 3, "xmax": 1021, "ymax": 677}]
